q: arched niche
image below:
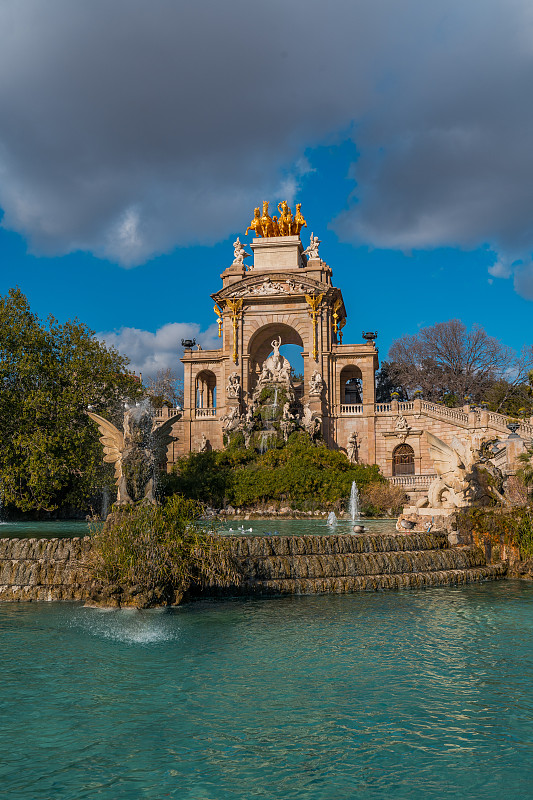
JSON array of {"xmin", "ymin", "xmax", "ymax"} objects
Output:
[
  {"xmin": 247, "ymin": 323, "xmax": 305, "ymax": 394},
  {"xmin": 248, "ymin": 323, "xmax": 304, "ymax": 365},
  {"xmin": 340, "ymin": 365, "xmax": 363, "ymax": 405},
  {"xmin": 392, "ymin": 443, "xmax": 415, "ymax": 476},
  {"xmin": 195, "ymin": 370, "xmax": 217, "ymax": 408}
]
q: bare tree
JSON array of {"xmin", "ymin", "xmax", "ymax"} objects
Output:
[
  {"xmin": 145, "ymin": 368, "xmax": 184, "ymax": 408},
  {"xmin": 388, "ymin": 320, "xmax": 533, "ymax": 407}
]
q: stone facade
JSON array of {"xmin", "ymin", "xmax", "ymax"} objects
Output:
[{"xmin": 156, "ymin": 233, "xmax": 532, "ymax": 482}]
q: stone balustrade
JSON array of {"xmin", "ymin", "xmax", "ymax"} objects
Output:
[
  {"xmin": 195, "ymin": 408, "xmax": 217, "ymax": 418},
  {"xmin": 340, "ymin": 404, "xmax": 363, "ymax": 415},
  {"xmin": 389, "ymin": 474, "xmax": 437, "ymax": 488}
]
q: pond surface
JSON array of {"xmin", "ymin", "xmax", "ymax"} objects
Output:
[
  {"xmin": 217, "ymin": 517, "xmax": 398, "ymax": 536},
  {"xmin": 0, "ymin": 517, "xmax": 398, "ymax": 539},
  {"xmin": 2, "ymin": 581, "xmax": 533, "ymax": 799},
  {"xmin": 0, "ymin": 520, "xmax": 91, "ymax": 538}
]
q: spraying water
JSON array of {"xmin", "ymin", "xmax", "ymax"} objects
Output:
[
  {"xmin": 327, "ymin": 511, "xmax": 337, "ymax": 526},
  {"xmin": 348, "ymin": 481, "xmax": 360, "ymax": 522}
]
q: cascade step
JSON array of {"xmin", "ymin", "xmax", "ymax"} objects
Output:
[{"xmin": 216, "ymin": 563, "xmax": 507, "ymax": 595}]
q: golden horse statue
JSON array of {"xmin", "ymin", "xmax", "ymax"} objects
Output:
[
  {"xmin": 260, "ymin": 201, "xmax": 274, "ymax": 237},
  {"xmin": 245, "ymin": 207, "xmax": 263, "ymax": 237},
  {"xmin": 293, "ymin": 203, "xmax": 307, "ymax": 235},
  {"xmin": 245, "ymin": 201, "xmax": 307, "ymax": 238},
  {"xmin": 277, "ymin": 200, "xmax": 293, "ymax": 236}
]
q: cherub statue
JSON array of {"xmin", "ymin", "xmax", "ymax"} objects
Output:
[
  {"xmin": 303, "ymin": 232, "xmax": 321, "ymax": 259},
  {"xmin": 88, "ymin": 404, "xmax": 179, "ymax": 505},
  {"xmin": 245, "ymin": 207, "xmax": 263, "ymax": 237},
  {"xmin": 233, "ymin": 237, "xmax": 251, "ymax": 265}
]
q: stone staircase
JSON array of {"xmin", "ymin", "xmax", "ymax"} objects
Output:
[{"xmin": 206, "ymin": 532, "xmax": 507, "ymax": 595}]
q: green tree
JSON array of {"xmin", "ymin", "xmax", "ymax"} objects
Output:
[
  {"xmin": 0, "ymin": 288, "xmax": 142, "ymax": 512},
  {"xmin": 388, "ymin": 319, "xmax": 533, "ymax": 406}
]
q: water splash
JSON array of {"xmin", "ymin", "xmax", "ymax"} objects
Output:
[
  {"xmin": 327, "ymin": 512, "xmax": 337, "ymax": 526},
  {"xmin": 73, "ymin": 608, "xmax": 179, "ymax": 645}
]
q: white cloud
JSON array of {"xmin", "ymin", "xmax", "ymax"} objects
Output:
[
  {"xmin": 0, "ymin": 0, "xmax": 532, "ymax": 302},
  {"xmin": 98, "ymin": 322, "xmax": 219, "ymax": 379}
]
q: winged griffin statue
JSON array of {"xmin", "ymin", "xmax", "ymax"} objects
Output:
[
  {"xmin": 419, "ymin": 432, "xmax": 500, "ymax": 509},
  {"xmin": 88, "ymin": 403, "xmax": 180, "ymax": 505}
]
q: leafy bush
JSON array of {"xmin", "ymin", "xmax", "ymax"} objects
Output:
[
  {"xmin": 166, "ymin": 432, "xmax": 384, "ymax": 510},
  {"xmin": 90, "ymin": 495, "xmax": 240, "ymax": 602},
  {"xmin": 457, "ymin": 506, "xmax": 533, "ymax": 560},
  {"xmin": 360, "ymin": 482, "xmax": 407, "ymax": 517}
]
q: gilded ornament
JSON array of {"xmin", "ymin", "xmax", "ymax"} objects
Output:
[
  {"xmin": 305, "ymin": 292, "xmax": 324, "ymax": 362},
  {"xmin": 245, "ymin": 200, "xmax": 308, "ymax": 238}
]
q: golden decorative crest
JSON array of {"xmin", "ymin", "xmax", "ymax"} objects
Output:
[
  {"xmin": 245, "ymin": 201, "xmax": 307, "ymax": 238},
  {"xmin": 225, "ymin": 298, "xmax": 244, "ymax": 364},
  {"xmin": 304, "ymin": 293, "xmax": 324, "ymax": 362}
]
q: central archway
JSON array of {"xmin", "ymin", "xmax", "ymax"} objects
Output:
[
  {"xmin": 247, "ymin": 323, "xmax": 305, "ymax": 398},
  {"xmin": 248, "ymin": 323, "xmax": 305, "ymax": 365}
]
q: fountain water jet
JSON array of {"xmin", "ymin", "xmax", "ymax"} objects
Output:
[{"xmin": 348, "ymin": 481, "xmax": 360, "ymax": 522}]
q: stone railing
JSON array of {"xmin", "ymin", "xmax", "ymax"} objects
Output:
[
  {"xmin": 487, "ymin": 411, "xmax": 533, "ymax": 439},
  {"xmin": 152, "ymin": 406, "xmax": 182, "ymax": 419},
  {"xmin": 421, "ymin": 401, "xmax": 469, "ymax": 425},
  {"xmin": 519, "ymin": 421, "xmax": 533, "ymax": 438},
  {"xmin": 375, "ymin": 403, "xmax": 391, "ymax": 413},
  {"xmin": 389, "ymin": 474, "xmax": 436, "ymax": 489},
  {"xmin": 398, "ymin": 401, "xmax": 414, "ymax": 412},
  {"xmin": 195, "ymin": 408, "xmax": 217, "ymax": 418},
  {"xmin": 340, "ymin": 404, "xmax": 363, "ymax": 415}
]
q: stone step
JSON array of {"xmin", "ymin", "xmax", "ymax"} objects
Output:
[
  {"xmin": 227, "ymin": 532, "xmax": 449, "ymax": 557},
  {"xmin": 239, "ymin": 546, "xmax": 487, "ymax": 581},
  {"xmin": 219, "ymin": 563, "xmax": 507, "ymax": 595}
]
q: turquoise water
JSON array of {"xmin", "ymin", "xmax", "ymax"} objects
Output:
[
  {"xmin": 0, "ymin": 520, "xmax": 90, "ymax": 538},
  {"xmin": 217, "ymin": 517, "xmax": 398, "ymax": 536},
  {"xmin": 0, "ymin": 517, "xmax": 397, "ymax": 539},
  {"xmin": 2, "ymin": 582, "xmax": 533, "ymax": 799}
]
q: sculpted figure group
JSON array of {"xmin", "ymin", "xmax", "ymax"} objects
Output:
[{"xmin": 246, "ymin": 200, "xmax": 307, "ymax": 238}]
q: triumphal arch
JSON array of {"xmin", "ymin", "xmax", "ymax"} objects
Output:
[
  {"xmin": 174, "ymin": 200, "xmax": 379, "ymax": 461},
  {"xmin": 158, "ymin": 200, "xmax": 532, "ymax": 489}
]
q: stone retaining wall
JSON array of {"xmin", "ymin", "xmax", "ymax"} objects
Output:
[
  {"xmin": 0, "ymin": 537, "xmax": 94, "ymax": 602},
  {"xmin": 0, "ymin": 532, "xmax": 508, "ymax": 604}
]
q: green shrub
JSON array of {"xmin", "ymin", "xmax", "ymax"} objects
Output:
[
  {"xmin": 166, "ymin": 431, "xmax": 384, "ymax": 510},
  {"xmin": 457, "ymin": 506, "xmax": 533, "ymax": 560},
  {"xmin": 89, "ymin": 495, "xmax": 239, "ymax": 599}
]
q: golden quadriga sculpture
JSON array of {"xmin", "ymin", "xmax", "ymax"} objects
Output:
[{"xmin": 245, "ymin": 200, "xmax": 307, "ymax": 238}]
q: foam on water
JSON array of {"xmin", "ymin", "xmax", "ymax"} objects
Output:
[{"xmin": 70, "ymin": 607, "xmax": 180, "ymax": 645}]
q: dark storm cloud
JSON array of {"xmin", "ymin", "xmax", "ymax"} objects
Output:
[{"xmin": 0, "ymin": 0, "xmax": 533, "ymax": 297}]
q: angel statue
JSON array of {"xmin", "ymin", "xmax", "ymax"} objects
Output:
[
  {"xmin": 88, "ymin": 403, "xmax": 180, "ymax": 505},
  {"xmin": 419, "ymin": 432, "xmax": 497, "ymax": 510}
]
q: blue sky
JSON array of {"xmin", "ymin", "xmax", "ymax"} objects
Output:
[{"xmin": 0, "ymin": 1, "xmax": 532, "ymax": 377}]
